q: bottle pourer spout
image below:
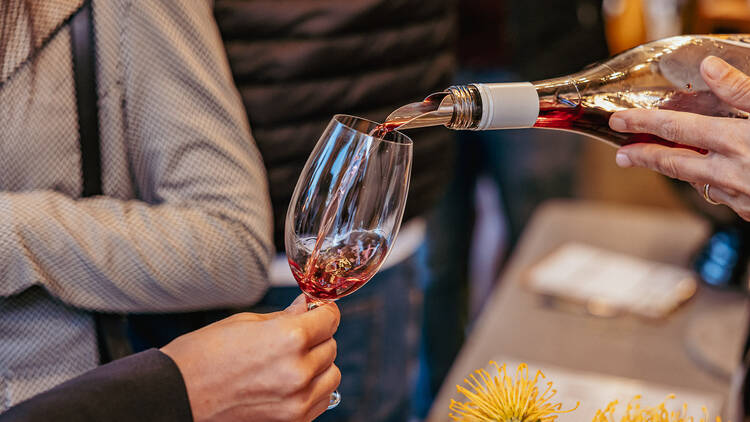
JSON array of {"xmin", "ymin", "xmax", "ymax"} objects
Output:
[{"xmin": 384, "ymin": 91, "xmax": 455, "ymax": 130}]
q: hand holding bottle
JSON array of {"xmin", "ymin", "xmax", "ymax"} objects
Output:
[
  {"xmin": 611, "ymin": 56, "xmax": 750, "ymax": 220},
  {"xmin": 161, "ymin": 295, "xmax": 341, "ymax": 422}
]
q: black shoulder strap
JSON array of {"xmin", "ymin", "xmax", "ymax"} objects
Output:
[
  {"xmin": 70, "ymin": 1, "xmax": 132, "ymax": 363},
  {"xmin": 70, "ymin": 1, "xmax": 102, "ymax": 197}
]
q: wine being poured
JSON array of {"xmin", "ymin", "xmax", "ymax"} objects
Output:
[
  {"xmin": 296, "ymin": 133, "xmax": 371, "ymax": 292},
  {"xmin": 382, "ymin": 34, "xmax": 750, "ymax": 149},
  {"xmin": 291, "ymin": 123, "xmax": 400, "ymax": 301},
  {"xmin": 285, "ymin": 115, "xmax": 411, "ymax": 410}
]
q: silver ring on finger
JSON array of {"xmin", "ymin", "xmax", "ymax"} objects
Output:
[{"xmin": 703, "ymin": 183, "xmax": 721, "ymax": 205}]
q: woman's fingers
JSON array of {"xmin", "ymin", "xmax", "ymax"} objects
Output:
[
  {"xmin": 615, "ymin": 143, "xmax": 711, "ymax": 180},
  {"xmin": 701, "ymin": 56, "xmax": 750, "ymax": 113},
  {"xmin": 619, "ymin": 140, "xmax": 750, "ymax": 220},
  {"xmin": 692, "ymin": 182, "xmax": 728, "ymax": 204},
  {"xmin": 617, "ymin": 144, "xmax": 746, "ymax": 195},
  {"xmin": 607, "ymin": 55, "xmax": 750, "ymax": 224},
  {"xmin": 690, "ymin": 182, "xmax": 750, "ymax": 222},
  {"xmin": 609, "ymin": 108, "xmax": 747, "ymax": 156}
]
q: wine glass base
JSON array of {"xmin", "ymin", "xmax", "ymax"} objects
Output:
[{"xmin": 327, "ymin": 390, "xmax": 341, "ymax": 410}]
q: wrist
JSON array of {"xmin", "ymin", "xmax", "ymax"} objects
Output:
[{"xmin": 161, "ymin": 343, "xmax": 218, "ymax": 422}]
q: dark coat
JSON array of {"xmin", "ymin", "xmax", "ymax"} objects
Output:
[{"xmin": 0, "ymin": 350, "xmax": 191, "ymax": 422}]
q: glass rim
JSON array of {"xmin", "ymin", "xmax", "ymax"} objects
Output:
[{"xmin": 332, "ymin": 114, "xmax": 413, "ymax": 146}]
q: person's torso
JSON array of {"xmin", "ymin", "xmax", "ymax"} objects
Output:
[
  {"xmin": 0, "ymin": 0, "xmax": 135, "ymax": 409},
  {"xmin": 214, "ymin": 0, "xmax": 459, "ymax": 250}
]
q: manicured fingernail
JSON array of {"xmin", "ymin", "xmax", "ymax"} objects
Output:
[
  {"xmin": 616, "ymin": 151, "xmax": 633, "ymax": 168},
  {"xmin": 702, "ymin": 56, "xmax": 725, "ymax": 80},
  {"xmin": 610, "ymin": 116, "xmax": 627, "ymax": 131}
]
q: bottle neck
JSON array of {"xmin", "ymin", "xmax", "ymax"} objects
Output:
[
  {"xmin": 446, "ymin": 82, "xmax": 541, "ymax": 130},
  {"xmin": 444, "ymin": 85, "xmax": 482, "ymax": 129}
]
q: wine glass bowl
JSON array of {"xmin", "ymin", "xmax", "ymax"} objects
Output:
[
  {"xmin": 285, "ymin": 115, "xmax": 412, "ymax": 305},
  {"xmin": 284, "ymin": 114, "xmax": 412, "ymax": 409}
]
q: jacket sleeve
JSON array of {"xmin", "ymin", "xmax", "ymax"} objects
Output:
[
  {"xmin": 0, "ymin": 0, "xmax": 274, "ymax": 312},
  {"xmin": 0, "ymin": 349, "xmax": 193, "ymax": 422}
]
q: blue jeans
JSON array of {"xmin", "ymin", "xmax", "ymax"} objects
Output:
[{"xmin": 252, "ymin": 255, "xmax": 422, "ymax": 422}]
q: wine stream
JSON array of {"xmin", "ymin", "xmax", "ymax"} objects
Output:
[{"xmin": 298, "ymin": 125, "xmax": 392, "ymax": 300}]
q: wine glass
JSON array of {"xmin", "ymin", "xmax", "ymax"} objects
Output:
[{"xmin": 285, "ymin": 114, "xmax": 413, "ymax": 409}]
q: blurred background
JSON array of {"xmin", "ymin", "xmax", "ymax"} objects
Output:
[
  {"xmin": 584, "ymin": 0, "xmax": 750, "ymax": 210},
  {"xmin": 419, "ymin": 1, "xmax": 750, "ymax": 421},
  {"xmin": 11, "ymin": 0, "xmax": 750, "ymax": 420},
  {"xmin": 459, "ymin": 0, "xmax": 750, "ymax": 322},
  {"xmin": 138, "ymin": 1, "xmax": 750, "ymax": 421},
  {"xmin": 422, "ymin": 1, "xmax": 750, "ymax": 421}
]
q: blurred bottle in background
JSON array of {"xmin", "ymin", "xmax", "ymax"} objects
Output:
[{"xmin": 603, "ymin": 0, "xmax": 685, "ymax": 53}]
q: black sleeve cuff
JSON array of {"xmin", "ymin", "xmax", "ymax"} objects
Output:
[{"xmin": 0, "ymin": 349, "xmax": 193, "ymax": 422}]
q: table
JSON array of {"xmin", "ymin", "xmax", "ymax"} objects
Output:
[{"xmin": 426, "ymin": 200, "xmax": 750, "ymax": 421}]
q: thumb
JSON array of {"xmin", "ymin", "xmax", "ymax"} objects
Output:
[
  {"xmin": 701, "ymin": 55, "xmax": 750, "ymax": 112},
  {"xmin": 284, "ymin": 294, "xmax": 308, "ymax": 315},
  {"xmin": 251, "ymin": 294, "xmax": 308, "ymax": 321}
]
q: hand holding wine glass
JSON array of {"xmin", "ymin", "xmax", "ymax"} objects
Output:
[
  {"xmin": 610, "ymin": 56, "xmax": 750, "ymax": 221},
  {"xmin": 161, "ymin": 295, "xmax": 340, "ymax": 422},
  {"xmin": 285, "ymin": 114, "xmax": 412, "ymax": 409}
]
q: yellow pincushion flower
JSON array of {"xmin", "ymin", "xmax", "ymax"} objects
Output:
[
  {"xmin": 449, "ymin": 362, "xmax": 579, "ymax": 422},
  {"xmin": 592, "ymin": 395, "xmax": 721, "ymax": 422}
]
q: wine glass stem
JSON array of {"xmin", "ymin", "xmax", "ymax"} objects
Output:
[{"xmin": 305, "ymin": 297, "xmax": 341, "ymax": 410}]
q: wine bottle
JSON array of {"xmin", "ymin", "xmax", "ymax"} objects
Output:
[{"xmin": 384, "ymin": 35, "xmax": 750, "ymax": 149}]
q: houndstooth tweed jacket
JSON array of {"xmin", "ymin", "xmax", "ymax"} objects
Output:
[{"xmin": 0, "ymin": 0, "xmax": 274, "ymax": 411}]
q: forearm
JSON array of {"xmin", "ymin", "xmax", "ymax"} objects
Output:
[
  {"xmin": 0, "ymin": 190, "xmax": 272, "ymax": 312},
  {"xmin": 0, "ymin": 0, "xmax": 275, "ymax": 311},
  {"xmin": 0, "ymin": 349, "xmax": 192, "ymax": 422}
]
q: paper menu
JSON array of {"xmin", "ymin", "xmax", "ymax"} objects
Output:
[{"xmin": 525, "ymin": 242, "xmax": 697, "ymax": 318}]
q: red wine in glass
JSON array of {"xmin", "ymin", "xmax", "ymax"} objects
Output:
[
  {"xmin": 294, "ymin": 122, "xmax": 404, "ymax": 301},
  {"xmin": 286, "ymin": 115, "xmax": 412, "ymax": 410},
  {"xmin": 289, "ymin": 230, "xmax": 389, "ymax": 301},
  {"xmin": 295, "ymin": 130, "xmax": 375, "ymax": 299}
]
